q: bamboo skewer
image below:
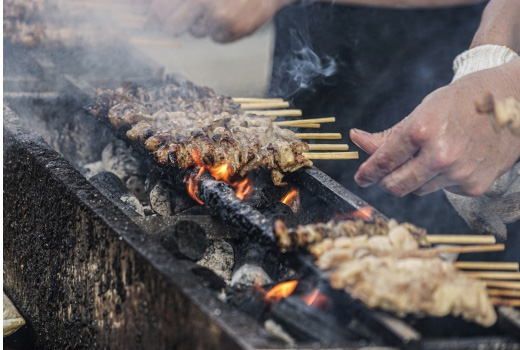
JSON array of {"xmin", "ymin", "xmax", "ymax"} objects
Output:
[
  {"xmin": 455, "ymin": 261, "xmax": 519, "ymax": 271},
  {"xmin": 487, "ymin": 289, "xmax": 520, "ymax": 297},
  {"xmin": 485, "ymin": 281, "xmax": 520, "ymax": 289},
  {"xmin": 432, "ymin": 244, "xmax": 505, "ymax": 254},
  {"xmin": 281, "ymin": 124, "xmax": 321, "ymax": 128},
  {"xmin": 490, "ymin": 297, "xmax": 520, "ymax": 307},
  {"xmin": 245, "ymin": 110, "xmax": 302, "ymax": 117},
  {"xmin": 232, "ymin": 97, "xmax": 285, "ymax": 103},
  {"xmin": 240, "ymin": 102, "xmax": 290, "ymax": 110},
  {"xmin": 275, "ymin": 117, "xmax": 335, "ymax": 126},
  {"xmin": 464, "ymin": 272, "xmax": 520, "ymax": 280},
  {"xmin": 303, "ymin": 152, "xmax": 359, "ymax": 160},
  {"xmin": 426, "ymin": 235, "xmax": 496, "ymax": 245},
  {"xmin": 308, "ymin": 144, "xmax": 350, "ymax": 151},
  {"xmin": 296, "ymin": 133, "xmax": 342, "ymax": 140}
]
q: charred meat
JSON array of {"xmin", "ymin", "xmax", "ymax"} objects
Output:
[{"xmin": 86, "ymin": 82, "xmax": 313, "ymax": 186}]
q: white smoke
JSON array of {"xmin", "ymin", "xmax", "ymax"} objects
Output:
[{"xmin": 274, "ymin": 28, "xmax": 337, "ymax": 98}]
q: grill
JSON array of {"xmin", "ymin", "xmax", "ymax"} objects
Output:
[{"xmin": 4, "ymin": 40, "xmax": 520, "ymax": 350}]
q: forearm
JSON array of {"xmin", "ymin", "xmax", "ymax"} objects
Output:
[{"xmin": 471, "ymin": 0, "xmax": 520, "ymax": 52}]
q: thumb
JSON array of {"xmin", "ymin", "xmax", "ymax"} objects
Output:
[
  {"xmin": 349, "ymin": 128, "xmax": 386, "ymax": 155},
  {"xmin": 350, "ymin": 118, "xmax": 408, "ymax": 154}
]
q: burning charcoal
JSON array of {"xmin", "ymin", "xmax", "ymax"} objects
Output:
[
  {"xmin": 197, "ymin": 240, "xmax": 235, "ymax": 282},
  {"xmin": 157, "ymin": 220, "xmax": 208, "ymax": 261},
  {"xmin": 101, "ymin": 140, "xmax": 148, "ymax": 201},
  {"xmin": 89, "ymin": 171, "xmax": 144, "ymax": 217},
  {"xmin": 147, "ymin": 179, "xmax": 173, "ymax": 216},
  {"xmin": 270, "ymin": 296, "xmax": 357, "ymax": 345},
  {"xmin": 230, "ymin": 264, "xmax": 272, "ymax": 288},
  {"xmin": 146, "ymin": 170, "xmax": 194, "ymax": 216}
]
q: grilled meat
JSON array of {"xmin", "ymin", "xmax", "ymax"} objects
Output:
[
  {"xmin": 86, "ymin": 82, "xmax": 313, "ymax": 186},
  {"xmin": 274, "ymin": 218, "xmax": 430, "ymax": 252},
  {"xmin": 330, "ymin": 255, "xmax": 497, "ymax": 327}
]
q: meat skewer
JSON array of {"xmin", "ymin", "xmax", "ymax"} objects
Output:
[
  {"xmin": 86, "ymin": 82, "xmax": 317, "ymax": 186},
  {"xmin": 329, "ymin": 255, "xmax": 497, "ymax": 327},
  {"xmin": 274, "ymin": 218, "xmax": 431, "ymax": 252}
]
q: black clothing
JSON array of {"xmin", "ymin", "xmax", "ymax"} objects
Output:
[{"xmin": 269, "ymin": 3, "xmax": 488, "ymax": 233}]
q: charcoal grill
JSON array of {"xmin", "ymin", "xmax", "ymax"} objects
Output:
[{"xmin": 4, "ymin": 41, "xmax": 520, "ymax": 350}]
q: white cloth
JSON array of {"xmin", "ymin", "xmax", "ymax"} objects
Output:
[
  {"xmin": 3, "ymin": 293, "xmax": 25, "ymax": 337},
  {"xmin": 444, "ymin": 45, "xmax": 520, "ymax": 241}
]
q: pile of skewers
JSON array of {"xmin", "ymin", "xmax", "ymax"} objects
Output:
[
  {"xmin": 86, "ymin": 80, "xmax": 358, "ymax": 187},
  {"xmin": 274, "ymin": 217, "xmax": 520, "ymax": 327}
]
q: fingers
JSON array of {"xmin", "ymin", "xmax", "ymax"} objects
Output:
[
  {"xmin": 350, "ymin": 129, "xmax": 385, "ymax": 155},
  {"xmin": 377, "ymin": 151, "xmax": 438, "ymax": 197},
  {"xmin": 354, "ymin": 123, "xmax": 421, "ymax": 188}
]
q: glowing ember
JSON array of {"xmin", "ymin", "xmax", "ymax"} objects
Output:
[
  {"xmin": 335, "ymin": 206, "xmax": 374, "ymax": 221},
  {"xmin": 265, "ymin": 280, "xmax": 298, "ymax": 302},
  {"xmin": 302, "ymin": 289, "xmax": 328, "ymax": 308}
]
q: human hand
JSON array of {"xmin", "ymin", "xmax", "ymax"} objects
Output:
[
  {"xmin": 149, "ymin": 0, "xmax": 292, "ymax": 42},
  {"xmin": 350, "ymin": 61, "xmax": 520, "ymax": 198}
]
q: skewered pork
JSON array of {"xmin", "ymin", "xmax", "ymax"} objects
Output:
[
  {"xmin": 86, "ymin": 82, "xmax": 313, "ymax": 186},
  {"xmin": 330, "ymin": 255, "xmax": 497, "ymax": 327},
  {"xmin": 274, "ymin": 218, "xmax": 430, "ymax": 252},
  {"xmin": 312, "ymin": 224, "xmax": 434, "ymax": 269}
]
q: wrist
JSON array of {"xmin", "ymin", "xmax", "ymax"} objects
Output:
[{"xmin": 471, "ymin": 0, "xmax": 520, "ymax": 53}]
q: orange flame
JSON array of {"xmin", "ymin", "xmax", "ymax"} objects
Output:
[
  {"xmin": 265, "ymin": 280, "xmax": 298, "ymax": 303},
  {"xmin": 335, "ymin": 206, "xmax": 374, "ymax": 221},
  {"xmin": 185, "ymin": 160, "xmax": 253, "ymax": 205},
  {"xmin": 302, "ymin": 289, "xmax": 328, "ymax": 308},
  {"xmin": 234, "ymin": 178, "xmax": 253, "ymax": 200},
  {"xmin": 208, "ymin": 163, "xmax": 232, "ymax": 183},
  {"xmin": 281, "ymin": 189, "xmax": 299, "ymax": 206},
  {"xmin": 186, "ymin": 167, "xmax": 205, "ymax": 205}
]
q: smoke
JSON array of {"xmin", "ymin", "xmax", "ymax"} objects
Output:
[{"xmin": 270, "ymin": 26, "xmax": 337, "ymax": 99}]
